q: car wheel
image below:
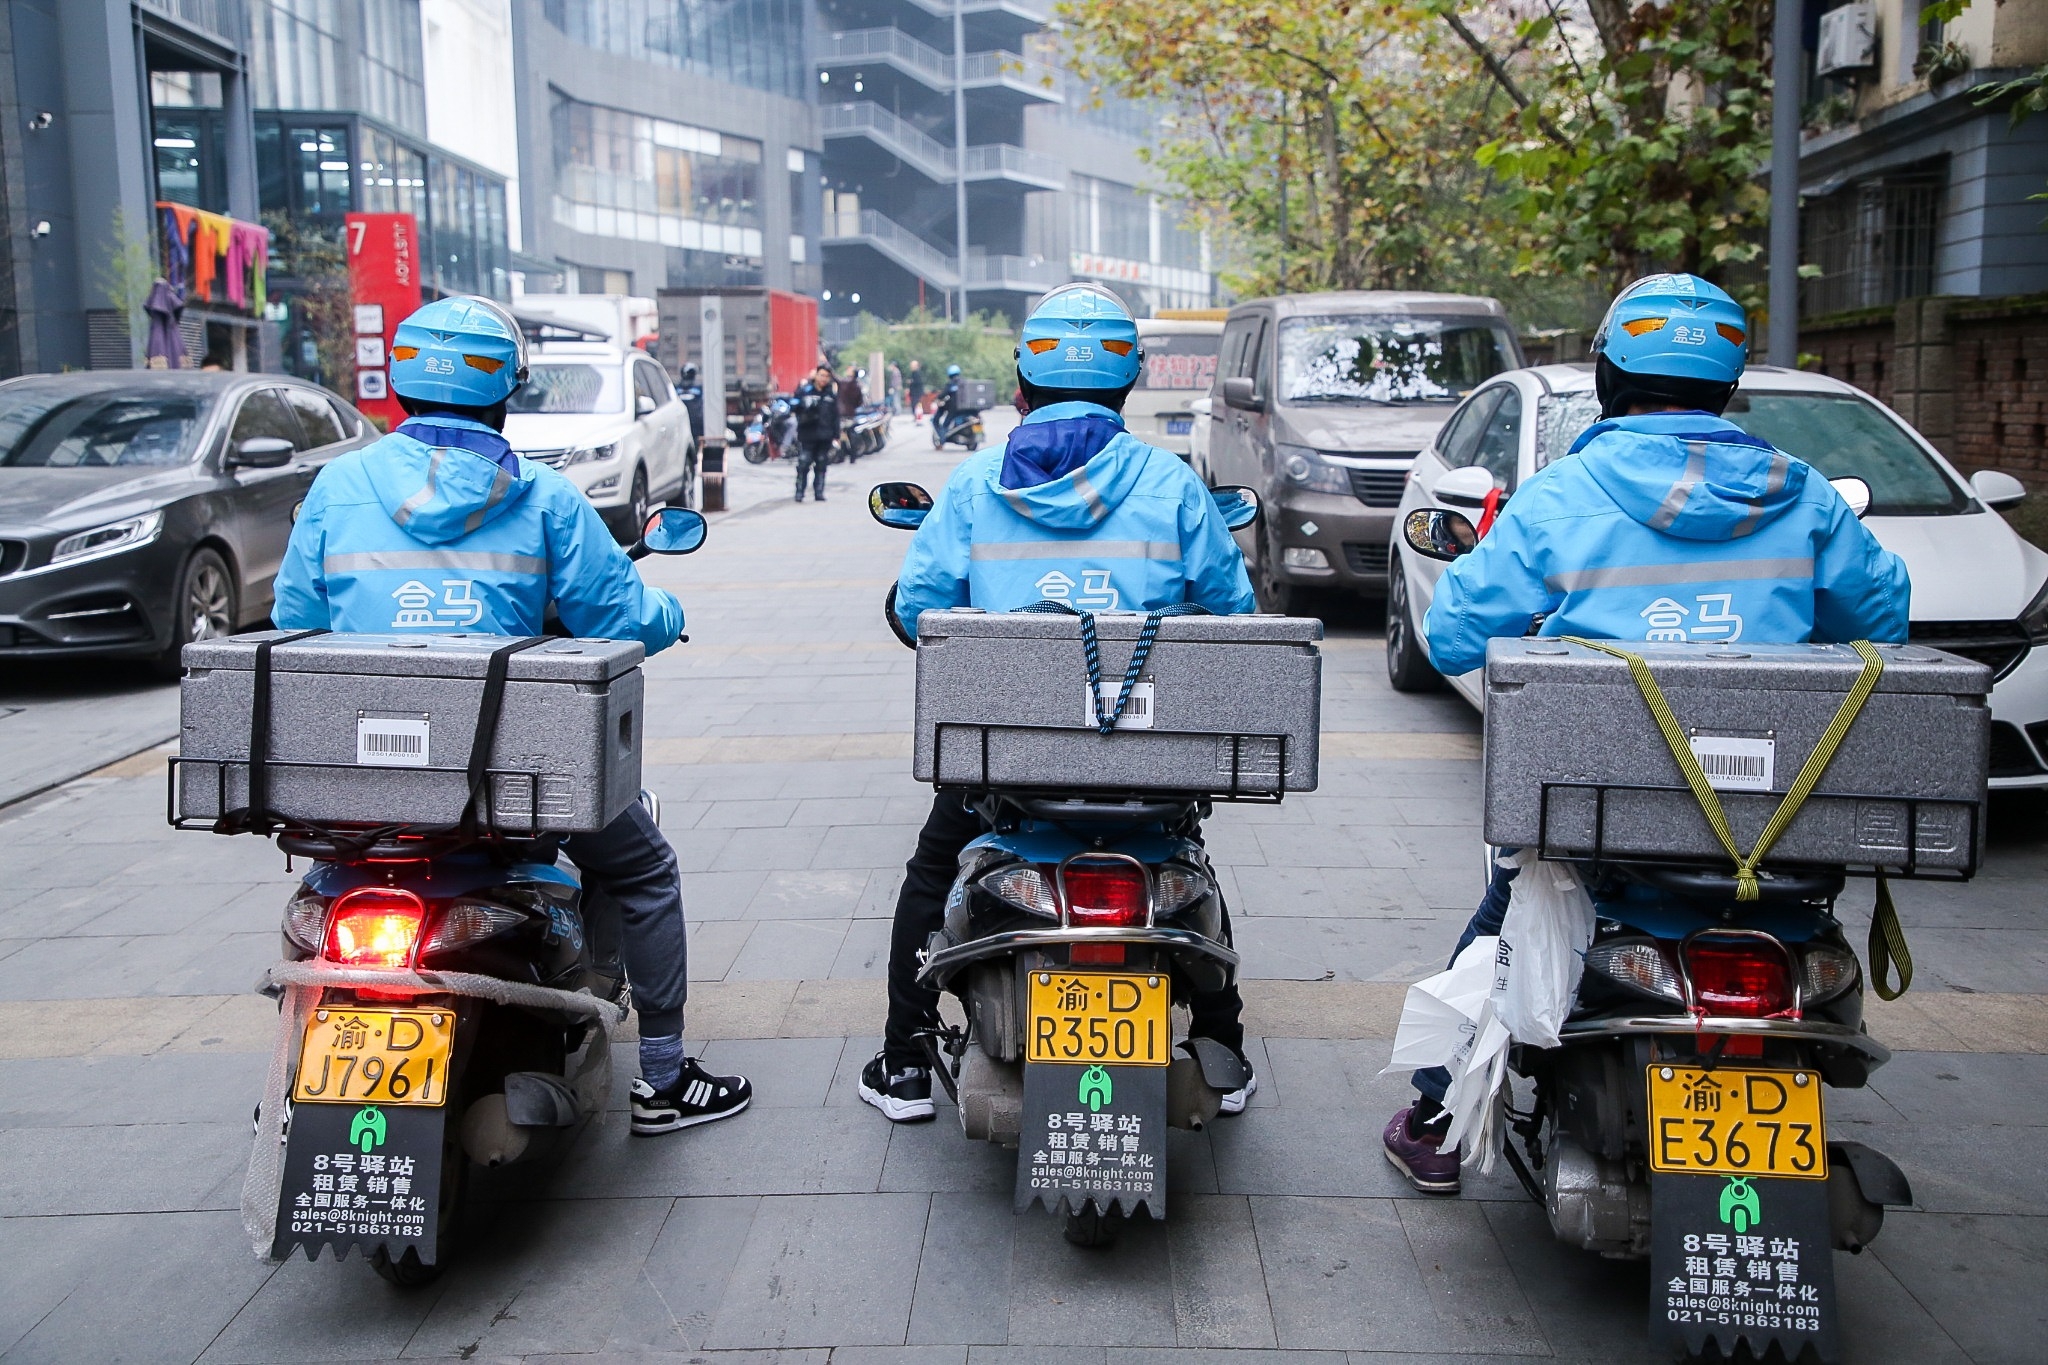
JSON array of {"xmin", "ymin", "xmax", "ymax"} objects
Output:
[
  {"xmin": 620, "ymin": 465, "xmax": 650, "ymax": 544},
  {"xmin": 153, "ymin": 546, "xmax": 237, "ymax": 679},
  {"xmin": 682, "ymin": 451, "xmax": 700, "ymax": 509},
  {"xmin": 1386, "ymin": 553, "xmax": 1445, "ymax": 693},
  {"xmin": 1253, "ymin": 519, "xmax": 1294, "ymax": 615}
]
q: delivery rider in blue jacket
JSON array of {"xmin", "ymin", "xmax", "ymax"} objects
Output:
[
  {"xmin": 273, "ymin": 296, "xmax": 750, "ymax": 1137},
  {"xmin": 859, "ymin": 283, "xmax": 1260, "ymax": 1123},
  {"xmin": 1381, "ymin": 273, "xmax": 1911, "ymax": 1195}
]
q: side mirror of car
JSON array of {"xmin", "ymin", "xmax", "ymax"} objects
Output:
[
  {"xmin": 1404, "ymin": 507, "xmax": 1480, "ymax": 562},
  {"xmin": 1220, "ymin": 376, "xmax": 1264, "ymax": 412},
  {"xmin": 870, "ymin": 481, "xmax": 933, "ymax": 530},
  {"xmin": 225, "ymin": 436, "xmax": 295, "ymax": 470},
  {"xmin": 1210, "ymin": 485, "xmax": 1260, "ymax": 531},
  {"xmin": 636, "ymin": 394, "xmax": 657, "ymax": 418},
  {"xmin": 1829, "ymin": 476, "xmax": 1873, "ymax": 519},
  {"xmin": 1434, "ymin": 465, "xmax": 1496, "ymax": 509},
  {"xmin": 639, "ymin": 506, "xmax": 707, "ymax": 555},
  {"xmin": 1970, "ymin": 468, "xmax": 2027, "ymax": 511}
]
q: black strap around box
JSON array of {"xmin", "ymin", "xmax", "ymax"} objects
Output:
[
  {"xmin": 215, "ymin": 628, "xmax": 330, "ymax": 836},
  {"xmin": 459, "ymin": 635, "xmax": 552, "ymax": 836}
]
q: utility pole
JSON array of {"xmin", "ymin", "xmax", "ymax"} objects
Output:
[
  {"xmin": 1767, "ymin": 0, "xmax": 1803, "ymax": 367},
  {"xmin": 952, "ymin": 0, "xmax": 970, "ymax": 323}
]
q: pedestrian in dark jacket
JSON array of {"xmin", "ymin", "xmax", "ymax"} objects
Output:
[
  {"xmin": 906, "ymin": 359, "xmax": 925, "ymax": 422},
  {"xmin": 792, "ymin": 363, "xmax": 839, "ymax": 502},
  {"xmin": 838, "ymin": 367, "xmax": 865, "ymax": 420}
]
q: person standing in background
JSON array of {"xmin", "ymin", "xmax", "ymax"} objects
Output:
[
  {"xmin": 887, "ymin": 361, "xmax": 904, "ymax": 415},
  {"xmin": 792, "ymin": 363, "xmax": 840, "ymax": 503},
  {"xmin": 839, "ymin": 366, "xmax": 866, "ymax": 422},
  {"xmin": 906, "ymin": 359, "xmax": 925, "ymax": 423}
]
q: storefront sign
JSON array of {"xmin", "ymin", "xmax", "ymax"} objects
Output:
[{"xmin": 346, "ymin": 213, "xmax": 420, "ymax": 430}]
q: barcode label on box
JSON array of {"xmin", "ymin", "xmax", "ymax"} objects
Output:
[
  {"xmin": 1689, "ymin": 735, "xmax": 1774, "ymax": 792},
  {"xmin": 1082, "ymin": 682, "xmax": 1155, "ymax": 730},
  {"xmin": 357, "ymin": 717, "xmax": 430, "ymax": 768}
]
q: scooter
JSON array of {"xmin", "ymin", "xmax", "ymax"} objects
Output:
[
  {"xmin": 840, "ymin": 402, "xmax": 892, "ymax": 460},
  {"xmin": 868, "ymin": 479, "xmax": 1265, "ymax": 1247},
  {"xmin": 742, "ymin": 399, "xmax": 793, "ymax": 465},
  {"xmin": 180, "ymin": 508, "xmax": 710, "ymax": 1286},
  {"xmin": 931, "ymin": 406, "xmax": 984, "ymax": 451},
  {"xmin": 1398, "ymin": 497, "xmax": 1973, "ymax": 1364}
]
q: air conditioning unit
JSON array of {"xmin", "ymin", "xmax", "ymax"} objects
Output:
[{"xmin": 1816, "ymin": 2, "xmax": 1878, "ymax": 77}]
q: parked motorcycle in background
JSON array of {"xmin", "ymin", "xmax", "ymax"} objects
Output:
[
  {"xmin": 1397, "ymin": 490, "xmax": 1990, "ymax": 1364},
  {"xmin": 743, "ymin": 398, "xmax": 794, "ymax": 465},
  {"xmin": 869, "ymin": 480, "xmax": 1319, "ymax": 1246},
  {"xmin": 171, "ymin": 508, "xmax": 711, "ymax": 1285}
]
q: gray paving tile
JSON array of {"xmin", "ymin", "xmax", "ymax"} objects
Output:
[
  {"xmin": 550, "ymin": 1106, "xmax": 888, "ymax": 1199},
  {"xmin": 966, "ymin": 1349, "xmax": 1104, "ymax": 1365},
  {"xmin": 880, "ymin": 1119, "xmax": 1014, "ymax": 1197},
  {"xmin": 1164, "ymin": 1195, "xmax": 1278, "ymax": 1348},
  {"xmin": 702, "ymin": 1192, "xmax": 929, "ymax": 1349},
  {"xmin": 698, "ymin": 799, "xmax": 799, "ymax": 830},
  {"xmin": 726, "ymin": 918, "xmax": 849, "ymax": 980},
  {"xmin": 198, "ymin": 1242, "xmax": 439, "ymax": 1363},
  {"xmin": 1393, "ymin": 1197, "xmax": 1550, "ymax": 1355},
  {"xmin": 681, "ymin": 870, "xmax": 771, "ymax": 922},
  {"xmin": 688, "ymin": 920, "xmax": 756, "ymax": 981},
  {"xmin": 832, "ymin": 915, "xmax": 893, "ymax": 978},
  {"xmin": 1250, "ymin": 1196, "xmax": 1445, "ymax": 1351},
  {"xmin": 1868, "ymin": 1211, "xmax": 2048, "ymax": 1365},
  {"xmin": 607, "ymin": 1195, "xmax": 759, "ymax": 1353},
  {"xmin": 1229, "ymin": 915, "xmax": 1456, "ymax": 985},
  {"xmin": 1864, "ymin": 1049, "xmax": 2048, "ymax": 1127},
  {"xmin": 1478, "ymin": 1201, "xmax": 1660, "ymax": 1364},
  {"xmin": 0, "ymin": 1121, "xmax": 247, "ymax": 1216},
  {"xmin": 1003, "ymin": 1206, "xmax": 1176, "ymax": 1346},
  {"xmin": 1832, "ymin": 1229, "xmax": 1975, "ymax": 1365},
  {"xmin": 908, "ymin": 1191, "xmax": 1012, "ymax": 1346},
  {"xmin": 1836, "ymin": 1117, "xmax": 2048, "ymax": 1215},
  {"xmin": 827, "ymin": 1349, "xmax": 969, "ymax": 1365},
  {"xmin": 746, "ymin": 869, "xmax": 872, "ymax": 920},
  {"xmin": 0, "ymin": 1050, "xmax": 265, "ymax": 1129},
  {"xmin": 695, "ymin": 1037, "xmax": 845, "ymax": 1108},
  {"xmin": 1210, "ymin": 1101, "xmax": 1406, "ymax": 1200},
  {"xmin": 710, "ymin": 826, "xmax": 831, "ymax": 873}
]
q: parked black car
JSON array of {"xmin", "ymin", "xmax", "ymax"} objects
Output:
[{"xmin": 0, "ymin": 371, "xmax": 375, "ymax": 673}]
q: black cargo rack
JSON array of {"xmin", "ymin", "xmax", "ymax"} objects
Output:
[
  {"xmin": 167, "ymin": 754, "xmax": 551, "ymax": 841},
  {"xmin": 930, "ymin": 721, "xmax": 1291, "ymax": 804},
  {"xmin": 1534, "ymin": 778, "xmax": 1983, "ymax": 882}
]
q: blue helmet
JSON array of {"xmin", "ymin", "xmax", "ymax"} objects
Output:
[
  {"xmin": 390, "ymin": 295, "xmax": 528, "ymax": 407},
  {"xmin": 1016, "ymin": 282, "xmax": 1143, "ymax": 390},
  {"xmin": 1592, "ymin": 273, "xmax": 1748, "ymax": 385},
  {"xmin": 946, "ymin": 364, "xmax": 961, "ymax": 378}
]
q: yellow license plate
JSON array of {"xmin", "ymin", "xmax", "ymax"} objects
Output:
[
  {"xmin": 294, "ymin": 1007, "xmax": 454, "ymax": 1107},
  {"xmin": 1647, "ymin": 1065, "xmax": 1826, "ymax": 1179},
  {"xmin": 1028, "ymin": 971, "xmax": 1169, "ymax": 1067}
]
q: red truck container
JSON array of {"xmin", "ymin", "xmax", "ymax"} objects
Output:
[{"xmin": 655, "ymin": 287, "xmax": 819, "ymax": 401}]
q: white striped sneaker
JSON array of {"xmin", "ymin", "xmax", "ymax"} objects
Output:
[{"xmin": 630, "ymin": 1058, "xmax": 752, "ymax": 1135}]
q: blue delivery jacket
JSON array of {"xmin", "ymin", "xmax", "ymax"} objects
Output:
[
  {"xmin": 272, "ymin": 416, "xmax": 683, "ymax": 653},
  {"xmin": 894, "ymin": 402, "xmax": 1256, "ymax": 636},
  {"xmin": 1423, "ymin": 412, "xmax": 1910, "ymax": 675}
]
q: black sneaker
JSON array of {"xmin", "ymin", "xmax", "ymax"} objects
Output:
[
  {"xmin": 630, "ymin": 1057, "xmax": 751, "ymax": 1135},
  {"xmin": 858, "ymin": 1051, "xmax": 935, "ymax": 1123},
  {"xmin": 1217, "ymin": 1052, "xmax": 1258, "ymax": 1115}
]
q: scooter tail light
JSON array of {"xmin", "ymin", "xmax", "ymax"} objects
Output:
[
  {"xmin": 323, "ymin": 886, "xmax": 428, "ymax": 969},
  {"xmin": 1063, "ymin": 862, "xmax": 1148, "ymax": 928},
  {"xmin": 420, "ymin": 900, "xmax": 525, "ymax": 958},
  {"xmin": 982, "ymin": 865, "xmax": 1059, "ymax": 918},
  {"xmin": 1583, "ymin": 939, "xmax": 1684, "ymax": 1003},
  {"xmin": 1683, "ymin": 937, "xmax": 1797, "ymax": 1018},
  {"xmin": 1801, "ymin": 942, "xmax": 1861, "ymax": 1004},
  {"xmin": 283, "ymin": 887, "xmax": 331, "ymax": 953}
]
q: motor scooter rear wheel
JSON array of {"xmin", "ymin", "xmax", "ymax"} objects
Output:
[{"xmin": 1063, "ymin": 1201, "xmax": 1125, "ymax": 1248}]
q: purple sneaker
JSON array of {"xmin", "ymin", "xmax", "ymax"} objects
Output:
[{"xmin": 1383, "ymin": 1106, "xmax": 1461, "ymax": 1194}]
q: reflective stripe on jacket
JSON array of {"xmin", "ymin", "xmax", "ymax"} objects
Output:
[
  {"xmin": 272, "ymin": 419, "xmax": 682, "ymax": 652},
  {"xmin": 1423, "ymin": 411, "xmax": 1910, "ymax": 675}
]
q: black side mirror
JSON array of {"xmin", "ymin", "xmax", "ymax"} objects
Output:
[
  {"xmin": 1221, "ymin": 376, "xmax": 1264, "ymax": 412},
  {"xmin": 1210, "ymin": 485, "xmax": 1260, "ymax": 531},
  {"xmin": 226, "ymin": 436, "xmax": 294, "ymax": 470},
  {"xmin": 1404, "ymin": 507, "xmax": 1480, "ymax": 562},
  {"xmin": 870, "ymin": 481, "xmax": 934, "ymax": 531},
  {"xmin": 638, "ymin": 506, "xmax": 707, "ymax": 555}
]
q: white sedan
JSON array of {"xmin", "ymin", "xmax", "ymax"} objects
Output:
[
  {"xmin": 503, "ymin": 342, "xmax": 698, "ymax": 537},
  {"xmin": 1387, "ymin": 363, "xmax": 2048, "ymax": 789}
]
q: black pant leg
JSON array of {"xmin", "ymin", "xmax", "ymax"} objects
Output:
[
  {"xmin": 562, "ymin": 802, "xmax": 687, "ymax": 1038},
  {"xmin": 883, "ymin": 790, "xmax": 984, "ymax": 1070},
  {"xmin": 1186, "ymin": 891, "xmax": 1246, "ymax": 1054}
]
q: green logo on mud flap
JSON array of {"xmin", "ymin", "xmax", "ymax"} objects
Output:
[
  {"xmin": 1078, "ymin": 1066, "xmax": 1113, "ymax": 1112},
  {"xmin": 1719, "ymin": 1177, "xmax": 1762, "ymax": 1234},
  {"xmin": 350, "ymin": 1106, "xmax": 387, "ymax": 1154}
]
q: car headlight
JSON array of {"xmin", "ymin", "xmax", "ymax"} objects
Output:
[
  {"xmin": 1276, "ymin": 443, "xmax": 1353, "ymax": 495},
  {"xmin": 50, "ymin": 510, "xmax": 164, "ymax": 567},
  {"xmin": 585, "ymin": 473, "xmax": 620, "ymax": 494},
  {"xmin": 564, "ymin": 443, "xmax": 617, "ymax": 466},
  {"xmin": 2021, "ymin": 576, "xmax": 2048, "ymax": 645}
]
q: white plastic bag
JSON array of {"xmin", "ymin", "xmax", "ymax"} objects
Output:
[
  {"xmin": 1383, "ymin": 936, "xmax": 1513, "ymax": 1174},
  {"xmin": 1491, "ymin": 850, "xmax": 1597, "ymax": 1050}
]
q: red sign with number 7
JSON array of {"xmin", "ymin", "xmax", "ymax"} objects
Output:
[{"xmin": 345, "ymin": 212, "xmax": 421, "ymax": 431}]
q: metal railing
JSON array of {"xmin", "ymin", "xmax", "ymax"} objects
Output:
[
  {"xmin": 823, "ymin": 208, "xmax": 960, "ymax": 287},
  {"xmin": 957, "ymin": 49, "xmax": 1062, "ymax": 99},
  {"xmin": 900, "ymin": 0, "xmax": 1050, "ymax": 20},
  {"xmin": 961, "ymin": 143, "xmax": 1066, "ymax": 187},
  {"xmin": 817, "ymin": 27, "xmax": 952, "ymax": 86},
  {"xmin": 820, "ymin": 102, "xmax": 955, "ymax": 182},
  {"xmin": 1801, "ymin": 162, "xmax": 1945, "ymax": 316}
]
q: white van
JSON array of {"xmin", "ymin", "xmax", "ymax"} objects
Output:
[{"xmin": 1128, "ymin": 317, "xmax": 1225, "ymax": 461}]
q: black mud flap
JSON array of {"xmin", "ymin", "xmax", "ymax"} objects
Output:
[
  {"xmin": 1648, "ymin": 1169, "xmax": 1840, "ymax": 1363},
  {"xmin": 1015, "ymin": 1060, "xmax": 1167, "ymax": 1219},
  {"xmin": 272, "ymin": 1100, "xmax": 447, "ymax": 1265}
]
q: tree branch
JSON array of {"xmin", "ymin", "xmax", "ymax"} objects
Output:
[{"xmin": 1436, "ymin": 8, "xmax": 1571, "ymax": 144}]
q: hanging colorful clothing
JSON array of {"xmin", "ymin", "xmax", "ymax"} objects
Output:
[{"xmin": 144, "ymin": 279, "xmax": 187, "ymax": 369}]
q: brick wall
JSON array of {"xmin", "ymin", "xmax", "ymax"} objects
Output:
[{"xmin": 1802, "ymin": 293, "xmax": 2048, "ymax": 486}]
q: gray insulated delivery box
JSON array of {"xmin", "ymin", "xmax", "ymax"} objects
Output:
[
  {"xmin": 176, "ymin": 631, "xmax": 645, "ymax": 833},
  {"xmin": 1481, "ymin": 638, "xmax": 1992, "ymax": 872},
  {"xmin": 911, "ymin": 610, "xmax": 1322, "ymax": 795}
]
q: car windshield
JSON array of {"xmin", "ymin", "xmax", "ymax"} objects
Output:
[
  {"xmin": 1139, "ymin": 332, "xmax": 1220, "ymax": 391},
  {"xmin": 1536, "ymin": 390, "xmax": 1969, "ymax": 515},
  {"xmin": 506, "ymin": 362, "xmax": 623, "ymax": 415},
  {"xmin": 1278, "ymin": 314, "xmax": 1515, "ymax": 404},
  {"xmin": 0, "ymin": 388, "xmax": 212, "ymax": 468}
]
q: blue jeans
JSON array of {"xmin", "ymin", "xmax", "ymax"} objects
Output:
[{"xmin": 1410, "ymin": 848, "xmax": 1520, "ymax": 1104}]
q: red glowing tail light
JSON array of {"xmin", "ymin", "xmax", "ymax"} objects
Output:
[
  {"xmin": 1062, "ymin": 862, "xmax": 1148, "ymax": 928},
  {"xmin": 323, "ymin": 887, "xmax": 427, "ymax": 969},
  {"xmin": 1683, "ymin": 937, "xmax": 1796, "ymax": 1018}
]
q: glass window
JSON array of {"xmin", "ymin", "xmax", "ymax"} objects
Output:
[
  {"xmin": 0, "ymin": 390, "xmax": 213, "ymax": 467},
  {"xmin": 1435, "ymin": 389, "xmax": 1502, "ymax": 470},
  {"xmin": 1535, "ymin": 391, "xmax": 1602, "ymax": 469},
  {"xmin": 325, "ymin": 395, "xmax": 362, "ymax": 438},
  {"xmin": 230, "ymin": 389, "xmax": 306, "ymax": 451},
  {"xmin": 1279, "ymin": 315, "xmax": 1516, "ymax": 404},
  {"xmin": 541, "ymin": 0, "xmax": 806, "ymax": 100},
  {"xmin": 549, "ymin": 93, "xmax": 762, "ymax": 252},
  {"xmin": 507, "ymin": 362, "xmax": 624, "ymax": 415},
  {"xmin": 281, "ymin": 386, "xmax": 347, "ymax": 449},
  {"xmin": 1139, "ymin": 331, "xmax": 1221, "ymax": 391},
  {"xmin": 1470, "ymin": 388, "xmax": 1523, "ymax": 486},
  {"xmin": 635, "ymin": 359, "xmax": 673, "ymax": 404}
]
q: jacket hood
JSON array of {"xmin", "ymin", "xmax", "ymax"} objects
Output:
[
  {"xmin": 1571, "ymin": 412, "xmax": 1808, "ymax": 542},
  {"xmin": 360, "ymin": 427, "xmax": 536, "ymax": 545},
  {"xmin": 986, "ymin": 410, "xmax": 1150, "ymax": 531},
  {"xmin": 1000, "ymin": 402, "xmax": 1125, "ymax": 491}
]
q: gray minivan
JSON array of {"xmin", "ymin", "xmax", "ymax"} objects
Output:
[{"xmin": 1205, "ymin": 292, "xmax": 1522, "ymax": 609}]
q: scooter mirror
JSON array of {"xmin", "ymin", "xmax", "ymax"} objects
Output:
[
  {"xmin": 1209, "ymin": 485, "xmax": 1260, "ymax": 531},
  {"xmin": 1404, "ymin": 507, "xmax": 1480, "ymax": 562},
  {"xmin": 870, "ymin": 481, "xmax": 933, "ymax": 530},
  {"xmin": 1829, "ymin": 476, "xmax": 1873, "ymax": 519},
  {"xmin": 641, "ymin": 506, "xmax": 708, "ymax": 554}
]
